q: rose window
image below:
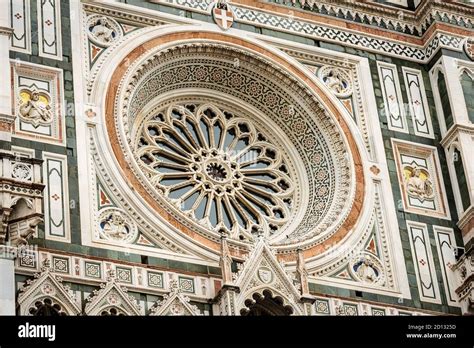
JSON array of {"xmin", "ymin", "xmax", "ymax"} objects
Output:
[
  {"xmin": 135, "ymin": 103, "xmax": 295, "ymax": 240},
  {"xmin": 111, "ymin": 42, "xmax": 358, "ymax": 249}
]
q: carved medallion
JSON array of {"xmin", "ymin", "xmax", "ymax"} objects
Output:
[
  {"xmin": 11, "ymin": 163, "xmax": 32, "ymax": 181},
  {"xmin": 257, "ymin": 267, "xmax": 273, "ymax": 284},
  {"xmin": 87, "ymin": 15, "xmax": 122, "ymax": 47},
  {"xmin": 97, "ymin": 208, "xmax": 138, "ymax": 243},
  {"xmin": 350, "ymin": 253, "xmax": 385, "ymax": 286},
  {"xmin": 169, "ymin": 302, "xmax": 185, "ymax": 315},
  {"xmin": 318, "ymin": 66, "xmax": 353, "ymax": 98},
  {"xmin": 106, "ymin": 293, "xmax": 121, "ymax": 306},
  {"xmin": 41, "ymin": 282, "xmax": 56, "ymax": 296}
]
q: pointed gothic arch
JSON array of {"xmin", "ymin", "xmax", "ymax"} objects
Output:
[{"xmin": 26, "ymin": 297, "xmax": 69, "ymax": 316}]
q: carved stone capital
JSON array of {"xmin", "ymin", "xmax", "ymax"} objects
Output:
[
  {"xmin": 0, "ymin": 27, "xmax": 14, "ymax": 37},
  {"xmin": 0, "ymin": 113, "xmax": 16, "ymax": 133},
  {"xmin": 458, "ymin": 205, "xmax": 474, "ymax": 245},
  {"xmin": 300, "ymin": 294, "xmax": 317, "ymax": 304}
]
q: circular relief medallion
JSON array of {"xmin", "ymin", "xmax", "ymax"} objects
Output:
[
  {"xmin": 106, "ymin": 293, "xmax": 121, "ymax": 305},
  {"xmin": 98, "ymin": 208, "xmax": 138, "ymax": 244},
  {"xmin": 41, "ymin": 282, "xmax": 56, "ymax": 295},
  {"xmin": 350, "ymin": 253, "xmax": 385, "ymax": 286},
  {"xmin": 86, "ymin": 15, "xmax": 122, "ymax": 47},
  {"xmin": 11, "ymin": 163, "xmax": 32, "ymax": 181},
  {"xmin": 169, "ymin": 302, "xmax": 185, "ymax": 315},
  {"xmin": 318, "ymin": 65, "xmax": 353, "ymax": 98}
]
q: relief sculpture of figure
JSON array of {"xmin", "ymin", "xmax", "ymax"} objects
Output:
[
  {"xmin": 406, "ymin": 167, "xmax": 433, "ymax": 199},
  {"xmin": 356, "ymin": 259, "xmax": 377, "ymax": 283},
  {"xmin": 102, "ymin": 212, "xmax": 129, "ymax": 240},
  {"xmin": 19, "ymin": 89, "xmax": 53, "ymax": 126},
  {"xmin": 91, "ymin": 17, "xmax": 115, "ymax": 44},
  {"xmin": 325, "ymin": 71, "xmax": 345, "ymax": 94},
  {"xmin": 325, "ymin": 72, "xmax": 342, "ymax": 93}
]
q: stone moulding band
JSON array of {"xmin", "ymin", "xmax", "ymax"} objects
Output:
[{"xmin": 142, "ymin": 0, "xmax": 470, "ymax": 63}]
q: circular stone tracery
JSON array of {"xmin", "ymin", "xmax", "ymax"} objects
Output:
[
  {"xmin": 135, "ymin": 102, "xmax": 296, "ymax": 240},
  {"xmin": 108, "ymin": 34, "xmax": 363, "ymax": 252},
  {"xmin": 206, "ymin": 162, "xmax": 230, "ymax": 182}
]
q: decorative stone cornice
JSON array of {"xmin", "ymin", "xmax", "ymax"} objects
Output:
[
  {"xmin": 0, "ymin": 113, "xmax": 16, "ymax": 123},
  {"xmin": 458, "ymin": 205, "xmax": 474, "ymax": 233},
  {"xmin": 0, "ymin": 113, "xmax": 16, "ymax": 133},
  {"xmin": 0, "ymin": 26, "xmax": 14, "ymax": 37},
  {"xmin": 249, "ymin": 0, "xmax": 474, "ymax": 37},
  {"xmin": 83, "ymin": 2, "xmax": 176, "ymax": 26},
  {"xmin": 0, "ymin": 152, "xmax": 43, "ymax": 165},
  {"xmin": 153, "ymin": 0, "xmax": 469, "ymax": 62},
  {"xmin": 300, "ymin": 294, "xmax": 316, "ymax": 304},
  {"xmin": 81, "ymin": 0, "xmax": 471, "ymax": 64},
  {"xmin": 440, "ymin": 123, "xmax": 474, "ymax": 148},
  {"xmin": 153, "ymin": 0, "xmax": 474, "ymax": 38}
]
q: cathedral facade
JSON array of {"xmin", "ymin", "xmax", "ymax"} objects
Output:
[{"xmin": 0, "ymin": 0, "xmax": 473, "ymax": 316}]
